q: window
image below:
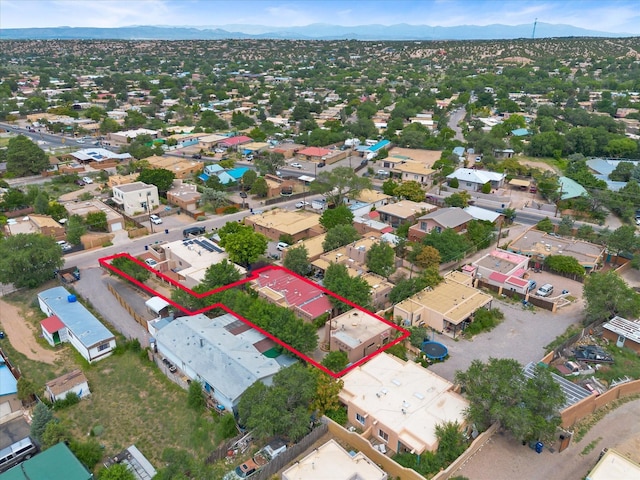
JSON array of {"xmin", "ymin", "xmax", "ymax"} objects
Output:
[
  {"xmin": 379, "ymin": 429, "xmax": 389, "ymax": 442},
  {"xmin": 98, "ymin": 343, "xmax": 110, "ymax": 352},
  {"xmin": 356, "ymin": 413, "xmax": 366, "ymax": 425}
]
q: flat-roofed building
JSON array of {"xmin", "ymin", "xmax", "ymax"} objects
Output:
[
  {"xmin": 107, "ymin": 173, "xmax": 139, "ymax": 188},
  {"xmin": 507, "ymin": 228, "xmax": 605, "ymax": 271},
  {"xmin": 112, "ymin": 182, "xmax": 159, "ymax": 217},
  {"xmin": 281, "ymin": 233, "xmax": 327, "ymax": 262},
  {"xmin": 3, "ymin": 214, "xmax": 65, "ymax": 241},
  {"xmin": 325, "ymin": 309, "xmax": 394, "ymax": 363},
  {"xmin": 339, "ymin": 352, "xmax": 468, "ymax": 454},
  {"xmin": 282, "ymin": 439, "xmax": 387, "ymax": 480},
  {"xmin": 244, "ymin": 208, "xmax": 323, "ymax": 242},
  {"xmin": 144, "ymin": 155, "xmax": 203, "ymax": 180},
  {"xmin": 586, "ymin": 448, "xmax": 640, "ymax": 480},
  {"xmin": 362, "ymin": 272, "xmax": 394, "ymax": 308},
  {"xmin": 471, "ymin": 249, "xmax": 532, "ymax": 294},
  {"xmin": 393, "ymin": 161, "xmax": 436, "ymax": 185},
  {"xmin": 394, "ymin": 271, "xmax": 493, "ymax": 337},
  {"xmin": 166, "ymin": 180, "xmax": 201, "ymax": 212},
  {"xmin": 376, "ymin": 201, "xmax": 436, "ymax": 228},
  {"xmin": 64, "ymin": 199, "xmax": 125, "ymax": 232}
]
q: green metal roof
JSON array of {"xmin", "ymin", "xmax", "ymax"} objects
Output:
[
  {"xmin": 0, "ymin": 443, "xmax": 93, "ymax": 480},
  {"xmin": 559, "ymin": 176, "xmax": 588, "ymax": 200}
]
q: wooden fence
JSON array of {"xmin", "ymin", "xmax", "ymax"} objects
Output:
[{"xmin": 106, "ymin": 282, "xmax": 148, "ymax": 327}]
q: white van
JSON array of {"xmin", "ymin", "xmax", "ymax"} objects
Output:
[{"xmin": 536, "ymin": 284, "xmax": 554, "ymax": 297}]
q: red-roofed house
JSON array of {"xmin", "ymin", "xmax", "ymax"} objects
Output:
[
  {"xmin": 252, "ymin": 269, "xmax": 332, "ymax": 322},
  {"xmin": 41, "ymin": 315, "xmax": 67, "ymax": 346},
  {"xmin": 471, "ymin": 249, "xmax": 532, "ymax": 295},
  {"xmin": 297, "ymin": 147, "xmax": 331, "ymax": 162},
  {"xmin": 219, "ymin": 135, "xmax": 252, "ymax": 148}
]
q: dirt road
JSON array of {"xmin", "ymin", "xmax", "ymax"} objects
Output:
[{"xmin": 0, "ymin": 299, "xmax": 58, "ymax": 364}]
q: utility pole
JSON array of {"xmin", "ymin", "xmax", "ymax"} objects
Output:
[{"xmin": 532, "ymin": 18, "xmax": 538, "ymax": 40}]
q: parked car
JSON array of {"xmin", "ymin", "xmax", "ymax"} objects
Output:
[
  {"xmin": 245, "ymin": 154, "xmax": 254, "ymax": 161},
  {"xmin": 145, "ymin": 258, "xmax": 158, "ymax": 268},
  {"xmin": 82, "ymin": 176, "xmax": 93, "ymax": 184},
  {"xmin": 56, "ymin": 240, "xmax": 72, "ymax": 252},
  {"xmin": 75, "ymin": 179, "xmax": 85, "ymax": 186},
  {"xmin": 192, "ymin": 154, "xmax": 202, "ymax": 159},
  {"xmin": 295, "ymin": 201, "xmax": 309, "ymax": 209},
  {"xmin": 318, "ymin": 161, "xmax": 326, "ymax": 168},
  {"xmin": 536, "ymin": 283, "xmax": 554, "ymax": 297},
  {"xmin": 162, "ymin": 357, "xmax": 178, "ymax": 373},
  {"xmin": 149, "ymin": 214, "xmax": 163, "ymax": 225},
  {"xmin": 377, "ymin": 169, "xmax": 389, "ymax": 176},
  {"xmin": 527, "ymin": 280, "xmax": 537, "ymax": 292},
  {"xmin": 290, "ymin": 162, "xmax": 303, "ymax": 169},
  {"xmin": 214, "ymin": 148, "xmax": 226, "ymax": 153},
  {"xmin": 276, "ymin": 242, "xmax": 289, "ymax": 251},
  {"xmin": 573, "ymin": 345, "xmax": 614, "ymax": 364}
]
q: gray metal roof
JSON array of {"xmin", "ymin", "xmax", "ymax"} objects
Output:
[
  {"xmin": 155, "ymin": 314, "xmax": 285, "ymax": 403},
  {"xmin": 523, "ymin": 362, "xmax": 591, "ymax": 409},
  {"xmin": 38, "ymin": 286, "xmax": 114, "ymax": 348},
  {"xmin": 418, "ymin": 207, "xmax": 474, "ymax": 228}
]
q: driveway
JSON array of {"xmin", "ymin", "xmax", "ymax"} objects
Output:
[
  {"xmin": 452, "ymin": 397, "xmax": 640, "ymax": 480},
  {"xmin": 429, "ymin": 299, "xmax": 584, "ymax": 382}
]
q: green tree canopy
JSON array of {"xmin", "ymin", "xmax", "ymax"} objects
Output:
[
  {"xmin": 6, "ymin": 135, "xmax": 49, "ymax": 177},
  {"xmin": 311, "ymin": 166, "xmax": 372, "ymax": 206},
  {"xmin": 0, "ymin": 234, "xmax": 63, "ymax": 288},
  {"xmin": 319, "ymin": 205, "xmax": 354, "ymax": 230},
  {"xmin": 366, "ymin": 241, "xmax": 396, "ymax": 277},
  {"xmin": 322, "ymin": 224, "xmax": 360, "ymax": 252},
  {"xmin": 283, "ymin": 244, "xmax": 311, "ymax": 276},
  {"xmin": 30, "ymin": 402, "xmax": 53, "ymax": 444},
  {"xmin": 422, "ymin": 228, "xmax": 471, "ymax": 263},
  {"xmin": 455, "ymin": 358, "xmax": 564, "ymax": 442},
  {"xmin": 200, "ymin": 259, "xmax": 241, "ymax": 290},
  {"xmin": 324, "ymin": 263, "xmax": 371, "ymax": 311},
  {"xmin": 137, "ymin": 168, "xmax": 176, "ymax": 194},
  {"xmin": 110, "ymin": 256, "xmax": 152, "ymax": 283},
  {"xmin": 86, "ymin": 211, "xmax": 108, "ymax": 232},
  {"xmin": 250, "ymin": 177, "xmax": 268, "ymax": 197},
  {"xmin": 583, "ymin": 270, "xmax": 640, "ymax": 323},
  {"xmin": 98, "ymin": 463, "xmax": 136, "ymax": 480},
  {"xmin": 394, "ymin": 180, "xmax": 425, "ymax": 202},
  {"xmin": 218, "ymin": 223, "xmax": 267, "ymax": 266},
  {"xmin": 255, "ymin": 152, "xmax": 285, "ymax": 175},
  {"xmin": 321, "ymin": 351, "xmax": 349, "ymax": 374}
]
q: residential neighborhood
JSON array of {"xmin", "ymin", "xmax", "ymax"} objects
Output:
[{"xmin": 1, "ymin": 11, "xmax": 640, "ymax": 480}]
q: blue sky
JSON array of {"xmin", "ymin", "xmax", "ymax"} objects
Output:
[{"xmin": 2, "ymin": 0, "xmax": 639, "ymax": 34}]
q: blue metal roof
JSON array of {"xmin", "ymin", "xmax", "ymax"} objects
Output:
[
  {"xmin": 38, "ymin": 287, "xmax": 114, "ymax": 348},
  {"xmin": 198, "ymin": 173, "xmax": 210, "ymax": 182},
  {"xmin": 558, "ymin": 176, "xmax": 588, "ymax": 200},
  {"xmin": 453, "ymin": 146, "xmax": 465, "ymax": 156},
  {"xmin": 511, "ymin": 128, "xmax": 530, "ymax": 136},
  {"xmin": 0, "ymin": 363, "xmax": 17, "ymax": 396},
  {"xmin": 368, "ymin": 139, "xmax": 390, "ymax": 152},
  {"xmin": 227, "ymin": 167, "xmax": 249, "ymax": 180}
]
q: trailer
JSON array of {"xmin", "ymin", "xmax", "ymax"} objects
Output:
[{"xmin": 55, "ymin": 266, "xmax": 80, "ymax": 284}]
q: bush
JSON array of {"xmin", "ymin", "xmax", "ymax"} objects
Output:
[
  {"xmin": 214, "ymin": 414, "xmax": 238, "ymax": 440},
  {"xmin": 53, "ymin": 392, "xmax": 80, "ymax": 410},
  {"xmin": 325, "ymin": 406, "xmax": 348, "ymax": 425},
  {"xmin": 449, "ymin": 177, "xmax": 459, "ymax": 188},
  {"xmin": 187, "ymin": 380, "xmax": 206, "ymax": 411},
  {"xmin": 464, "ymin": 308, "xmax": 504, "ymax": 337}
]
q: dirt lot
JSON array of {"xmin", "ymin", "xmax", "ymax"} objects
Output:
[{"xmin": 0, "ymin": 299, "xmax": 58, "ymax": 364}]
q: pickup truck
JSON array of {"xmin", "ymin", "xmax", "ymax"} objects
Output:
[{"xmin": 55, "ymin": 266, "xmax": 80, "ymax": 284}]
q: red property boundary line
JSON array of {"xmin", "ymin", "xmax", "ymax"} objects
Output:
[{"xmin": 99, "ymin": 253, "xmax": 409, "ymax": 378}]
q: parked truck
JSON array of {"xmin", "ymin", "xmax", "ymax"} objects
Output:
[
  {"xmin": 55, "ymin": 266, "xmax": 80, "ymax": 284},
  {"xmin": 223, "ymin": 439, "xmax": 287, "ymax": 480}
]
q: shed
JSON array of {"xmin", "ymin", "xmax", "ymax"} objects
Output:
[
  {"xmin": 40, "ymin": 315, "xmax": 66, "ymax": 346},
  {"xmin": 602, "ymin": 316, "xmax": 640, "ymax": 353},
  {"xmin": 145, "ymin": 296, "xmax": 171, "ymax": 317},
  {"xmin": 45, "ymin": 369, "xmax": 90, "ymax": 402}
]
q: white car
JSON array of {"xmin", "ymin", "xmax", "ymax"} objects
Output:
[
  {"xmin": 377, "ymin": 169, "xmax": 389, "ymax": 176},
  {"xmin": 295, "ymin": 201, "xmax": 309, "ymax": 209},
  {"xmin": 145, "ymin": 258, "xmax": 158, "ymax": 268},
  {"xmin": 290, "ymin": 162, "xmax": 303, "ymax": 169},
  {"xmin": 149, "ymin": 214, "xmax": 163, "ymax": 225},
  {"xmin": 276, "ymin": 242, "xmax": 289, "ymax": 251},
  {"xmin": 56, "ymin": 240, "xmax": 72, "ymax": 251},
  {"xmin": 82, "ymin": 176, "xmax": 93, "ymax": 184}
]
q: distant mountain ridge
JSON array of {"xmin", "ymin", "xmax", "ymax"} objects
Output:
[{"xmin": 0, "ymin": 22, "xmax": 632, "ymax": 41}]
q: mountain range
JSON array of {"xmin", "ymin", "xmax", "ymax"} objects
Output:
[{"xmin": 0, "ymin": 22, "xmax": 633, "ymax": 41}]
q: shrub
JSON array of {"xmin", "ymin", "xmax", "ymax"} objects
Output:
[
  {"xmin": 53, "ymin": 392, "xmax": 80, "ymax": 410},
  {"xmin": 449, "ymin": 177, "xmax": 459, "ymax": 188}
]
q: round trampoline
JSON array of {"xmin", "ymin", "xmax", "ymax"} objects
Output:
[{"xmin": 421, "ymin": 341, "xmax": 448, "ymax": 361}]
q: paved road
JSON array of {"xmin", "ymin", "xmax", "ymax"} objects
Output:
[{"xmin": 447, "ymin": 108, "xmax": 466, "ymax": 142}]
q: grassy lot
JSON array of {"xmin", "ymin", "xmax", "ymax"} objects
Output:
[{"xmin": 1, "ymin": 289, "xmax": 224, "ymax": 471}]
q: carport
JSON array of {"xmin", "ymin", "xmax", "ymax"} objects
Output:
[{"xmin": 509, "ymin": 178, "xmax": 530, "ymax": 190}]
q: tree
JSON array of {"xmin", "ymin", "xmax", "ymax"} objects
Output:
[
  {"xmin": 382, "ymin": 178, "xmax": 399, "ymax": 196},
  {"xmin": 34, "ymin": 192, "xmax": 50, "ymax": 214},
  {"xmin": 41, "ymin": 421, "xmax": 71, "ymax": 449},
  {"xmin": 283, "ymin": 245, "xmax": 311, "ymax": 276},
  {"xmin": 455, "ymin": 359, "xmax": 564, "ymax": 442},
  {"xmin": 481, "ymin": 182, "xmax": 492, "ymax": 194},
  {"xmin": 30, "ymin": 402, "xmax": 53, "ymax": 444},
  {"xmin": 187, "ymin": 380, "xmax": 206, "ymax": 411},
  {"xmin": 86, "ymin": 211, "xmax": 108, "ymax": 232},
  {"xmin": 321, "ymin": 351, "xmax": 348, "ymax": 374},
  {"xmin": 66, "ymin": 214, "xmax": 87, "ymax": 245},
  {"xmin": 535, "ymin": 217, "xmax": 555, "ymax": 233},
  {"xmin": 17, "ymin": 377, "xmax": 37, "ymax": 402},
  {"xmin": 69, "ymin": 439, "xmax": 103, "ymax": 470},
  {"xmin": 110, "ymin": 256, "xmax": 151, "ymax": 283},
  {"xmin": 444, "ymin": 191, "xmax": 471, "ymax": 208},
  {"xmin": 422, "ymin": 228, "xmax": 471, "ymax": 263},
  {"xmin": 394, "ymin": 181, "xmax": 425, "ymax": 202},
  {"xmin": 324, "ymin": 263, "xmax": 371, "ymax": 310},
  {"xmin": 606, "ymin": 225, "xmax": 638, "ymax": 256},
  {"xmin": 310, "ymin": 371, "xmax": 344, "ymax": 417},
  {"xmin": 366, "ymin": 241, "xmax": 395, "ymax": 277},
  {"xmin": 250, "ymin": 177, "xmax": 268, "ymax": 197},
  {"xmin": 6, "ymin": 135, "xmax": 49, "ymax": 177},
  {"xmin": 434, "ymin": 421, "xmax": 467, "ymax": 465},
  {"xmin": 412, "ymin": 245, "xmax": 441, "ymax": 269},
  {"xmin": 319, "ymin": 205, "xmax": 354, "ymax": 230},
  {"xmin": 201, "ymin": 188, "xmax": 230, "ymax": 209},
  {"xmin": 241, "ymin": 169, "xmax": 258, "ymax": 190},
  {"xmin": 465, "ymin": 220, "xmax": 495, "ymax": 250},
  {"xmin": 311, "ymin": 167, "xmax": 372, "ymax": 206},
  {"xmin": 201, "ymin": 259, "xmax": 241, "ymax": 290},
  {"xmin": 255, "ymin": 152, "xmax": 285, "ymax": 175},
  {"xmin": 322, "ymin": 224, "xmax": 360, "ymax": 252},
  {"xmin": 237, "ymin": 364, "xmax": 317, "ymax": 442},
  {"xmin": 0, "ymin": 234, "xmax": 63, "ymax": 288},
  {"xmin": 583, "ymin": 270, "xmax": 640, "ymax": 323},
  {"xmin": 99, "ymin": 464, "xmax": 136, "ymax": 480},
  {"xmin": 544, "ymin": 255, "xmax": 585, "ymax": 277},
  {"xmin": 137, "ymin": 168, "xmax": 175, "ymax": 194},
  {"xmin": 218, "ymin": 225, "xmax": 267, "ymax": 266}
]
